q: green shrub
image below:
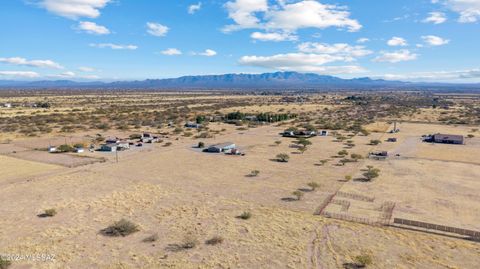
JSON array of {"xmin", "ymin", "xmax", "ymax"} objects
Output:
[
  {"xmin": 101, "ymin": 219, "xmax": 139, "ymax": 237},
  {"xmin": 307, "ymin": 182, "xmax": 320, "ymax": 191},
  {"xmin": 237, "ymin": 211, "xmax": 252, "ymax": 220},
  {"xmin": 0, "ymin": 257, "xmax": 11, "ymax": 269},
  {"xmin": 205, "ymin": 236, "xmax": 224, "ymax": 245},
  {"xmin": 276, "ymin": 153, "xmax": 290, "ymax": 162},
  {"xmin": 354, "ymin": 254, "xmax": 373, "ymax": 267},
  {"xmin": 44, "ymin": 208, "xmax": 57, "ymax": 217},
  {"xmin": 292, "ymin": 190, "xmax": 304, "ymax": 200}
]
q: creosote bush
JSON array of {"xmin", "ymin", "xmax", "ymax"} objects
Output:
[
  {"xmin": 0, "ymin": 257, "xmax": 11, "ymax": 269},
  {"xmin": 237, "ymin": 211, "xmax": 252, "ymax": 220},
  {"xmin": 44, "ymin": 208, "xmax": 57, "ymax": 217},
  {"xmin": 307, "ymin": 182, "xmax": 320, "ymax": 191},
  {"xmin": 276, "ymin": 153, "xmax": 290, "ymax": 162},
  {"xmin": 143, "ymin": 233, "xmax": 159, "ymax": 243},
  {"xmin": 205, "ymin": 236, "xmax": 224, "ymax": 245},
  {"xmin": 101, "ymin": 219, "xmax": 139, "ymax": 237},
  {"xmin": 292, "ymin": 190, "xmax": 304, "ymax": 200},
  {"xmin": 354, "ymin": 253, "xmax": 373, "ymax": 267},
  {"xmin": 250, "ymin": 170, "xmax": 260, "ymax": 177}
]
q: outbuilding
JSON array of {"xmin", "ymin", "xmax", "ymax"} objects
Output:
[
  {"xmin": 207, "ymin": 142, "xmax": 236, "ymax": 153},
  {"xmin": 101, "ymin": 143, "xmax": 117, "ymax": 152}
]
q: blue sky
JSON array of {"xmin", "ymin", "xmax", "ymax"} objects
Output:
[{"xmin": 0, "ymin": 0, "xmax": 479, "ymax": 82}]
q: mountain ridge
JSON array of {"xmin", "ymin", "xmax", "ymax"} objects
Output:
[{"xmin": 0, "ymin": 71, "xmax": 478, "ymax": 90}]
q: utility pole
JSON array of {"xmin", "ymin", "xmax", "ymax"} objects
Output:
[{"xmin": 115, "ymin": 150, "xmax": 118, "ymax": 163}]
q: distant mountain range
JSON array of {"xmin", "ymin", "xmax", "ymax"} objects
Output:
[{"xmin": 0, "ymin": 72, "xmax": 478, "ymax": 90}]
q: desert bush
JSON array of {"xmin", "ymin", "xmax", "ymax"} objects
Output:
[
  {"xmin": 57, "ymin": 144, "xmax": 75, "ymax": 152},
  {"xmin": 369, "ymin": 139, "xmax": 381, "ymax": 145},
  {"xmin": 276, "ymin": 153, "xmax": 290, "ymax": 162},
  {"xmin": 350, "ymin": 153, "xmax": 364, "ymax": 161},
  {"xmin": 363, "ymin": 166, "xmax": 380, "ymax": 181},
  {"xmin": 143, "ymin": 233, "xmax": 159, "ymax": 243},
  {"xmin": 0, "ymin": 257, "xmax": 11, "ymax": 269},
  {"xmin": 354, "ymin": 253, "xmax": 373, "ymax": 267},
  {"xmin": 180, "ymin": 234, "xmax": 199, "ymax": 249},
  {"xmin": 101, "ymin": 219, "xmax": 139, "ymax": 237},
  {"xmin": 274, "ymin": 140, "xmax": 282, "ymax": 146},
  {"xmin": 164, "ymin": 142, "xmax": 172, "ymax": 147},
  {"xmin": 198, "ymin": 141, "xmax": 205, "ymax": 148},
  {"xmin": 250, "ymin": 170, "xmax": 260, "ymax": 177},
  {"xmin": 237, "ymin": 211, "xmax": 252, "ymax": 220},
  {"xmin": 205, "ymin": 236, "xmax": 224, "ymax": 245},
  {"xmin": 307, "ymin": 182, "xmax": 320, "ymax": 191},
  {"xmin": 44, "ymin": 208, "xmax": 57, "ymax": 217},
  {"xmin": 129, "ymin": 133, "xmax": 142, "ymax": 139},
  {"xmin": 292, "ymin": 190, "xmax": 304, "ymax": 200}
]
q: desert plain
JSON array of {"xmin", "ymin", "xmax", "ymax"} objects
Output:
[{"xmin": 0, "ymin": 90, "xmax": 479, "ymax": 269}]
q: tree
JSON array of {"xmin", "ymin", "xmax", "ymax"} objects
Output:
[
  {"xmin": 276, "ymin": 153, "xmax": 290, "ymax": 163},
  {"xmin": 198, "ymin": 141, "xmax": 205, "ymax": 148},
  {"xmin": 307, "ymin": 182, "xmax": 320, "ymax": 191},
  {"xmin": 292, "ymin": 190, "xmax": 304, "ymax": 200},
  {"xmin": 363, "ymin": 166, "xmax": 380, "ymax": 181},
  {"xmin": 296, "ymin": 138, "xmax": 312, "ymax": 147}
]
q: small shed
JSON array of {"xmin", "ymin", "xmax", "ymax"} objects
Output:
[
  {"xmin": 319, "ymin": 130, "xmax": 329, "ymax": 136},
  {"xmin": 48, "ymin": 146, "xmax": 57, "ymax": 153},
  {"xmin": 101, "ymin": 143, "xmax": 117, "ymax": 152}
]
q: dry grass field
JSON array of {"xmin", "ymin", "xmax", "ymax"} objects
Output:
[{"xmin": 0, "ymin": 91, "xmax": 479, "ymax": 269}]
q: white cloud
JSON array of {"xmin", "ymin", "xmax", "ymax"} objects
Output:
[
  {"xmin": 161, "ymin": 48, "xmax": 182, "ymax": 56},
  {"xmin": 78, "ymin": 66, "xmax": 95, "ymax": 72},
  {"xmin": 382, "ymin": 68, "xmax": 480, "ymax": 81},
  {"xmin": 49, "ymin": 71, "xmax": 101, "ymax": 79},
  {"xmin": 357, "ymin": 38, "xmax": 370, "ymax": 43},
  {"xmin": 297, "ymin": 42, "xmax": 373, "ymax": 59},
  {"xmin": 440, "ymin": 0, "xmax": 480, "ymax": 23},
  {"xmin": 223, "ymin": 0, "xmax": 269, "ymax": 32},
  {"xmin": 250, "ymin": 31, "xmax": 298, "ymax": 42},
  {"xmin": 89, "ymin": 43, "xmax": 138, "ymax": 50},
  {"xmin": 188, "ymin": 2, "xmax": 202, "ymax": 14},
  {"xmin": 77, "ymin": 21, "xmax": 110, "ymax": 35},
  {"xmin": 423, "ymin": 12, "xmax": 447, "ymax": 24},
  {"xmin": 239, "ymin": 53, "xmax": 366, "ymax": 74},
  {"xmin": 39, "ymin": 0, "xmax": 111, "ymax": 19},
  {"xmin": 146, "ymin": 22, "xmax": 169, "ymax": 37},
  {"xmin": 0, "ymin": 57, "xmax": 63, "ymax": 69},
  {"xmin": 0, "ymin": 71, "xmax": 40, "ymax": 78},
  {"xmin": 387, "ymin": 37, "xmax": 408, "ymax": 47},
  {"xmin": 421, "ymin": 35, "xmax": 450, "ymax": 46},
  {"xmin": 53, "ymin": 71, "xmax": 76, "ymax": 78},
  {"xmin": 198, "ymin": 49, "xmax": 217, "ymax": 57},
  {"xmin": 223, "ymin": 0, "xmax": 361, "ymax": 34},
  {"xmin": 373, "ymin": 50, "xmax": 418, "ymax": 63}
]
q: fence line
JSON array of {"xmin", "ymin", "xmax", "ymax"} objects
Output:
[
  {"xmin": 393, "ymin": 218, "xmax": 480, "ymax": 238},
  {"xmin": 322, "ymin": 211, "xmax": 388, "ymax": 226},
  {"xmin": 336, "ymin": 191, "xmax": 375, "ymax": 202},
  {"xmin": 331, "ymin": 199, "xmax": 351, "ymax": 212},
  {"xmin": 314, "ymin": 193, "xmax": 336, "ymax": 215}
]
